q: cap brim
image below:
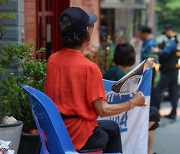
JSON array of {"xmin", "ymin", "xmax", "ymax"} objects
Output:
[{"xmin": 88, "ymin": 13, "xmax": 98, "ymax": 24}]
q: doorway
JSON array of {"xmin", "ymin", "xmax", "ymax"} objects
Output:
[{"xmin": 37, "ymin": 0, "xmax": 70, "ymax": 59}]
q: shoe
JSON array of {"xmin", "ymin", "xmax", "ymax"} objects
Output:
[{"xmin": 164, "ymin": 114, "xmax": 176, "ymax": 120}]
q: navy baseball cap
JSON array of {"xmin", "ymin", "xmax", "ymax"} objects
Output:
[
  {"xmin": 162, "ymin": 24, "xmax": 174, "ymax": 34},
  {"xmin": 59, "ymin": 7, "xmax": 98, "ymax": 36}
]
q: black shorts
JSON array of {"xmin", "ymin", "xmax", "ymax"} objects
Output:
[{"xmin": 149, "ymin": 106, "xmax": 160, "ymax": 131}]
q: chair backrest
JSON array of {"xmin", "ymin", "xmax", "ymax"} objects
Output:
[{"xmin": 21, "ymin": 84, "xmax": 77, "ymax": 154}]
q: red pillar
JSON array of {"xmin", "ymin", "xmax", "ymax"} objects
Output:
[
  {"xmin": 24, "ymin": 0, "xmax": 37, "ymax": 48},
  {"xmin": 52, "ymin": 0, "xmax": 70, "ymax": 53}
]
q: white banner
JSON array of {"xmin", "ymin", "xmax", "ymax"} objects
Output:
[{"xmin": 99, "ymin": 69, "xmax": 152, "ymax": 154}]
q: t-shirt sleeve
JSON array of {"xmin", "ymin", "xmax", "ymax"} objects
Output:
[{"xmin": 86, "ymin": 64, "xmax": 106, "ymax": 107}]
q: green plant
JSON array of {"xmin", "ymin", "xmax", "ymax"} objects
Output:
[
  {"xmin": 156, "ymin": 0, "xmax": 180, "ymax": 33},
  {"xmin": 85, "ymin": 35, "xmax": 114, "ymax": 73},
  {"xmin": 85, "ymin": 48, "xmax": 114, "ymax": 74},
  {"xmin": 0, "ymin": 43, "xmax": 47, "ymax": 132}
]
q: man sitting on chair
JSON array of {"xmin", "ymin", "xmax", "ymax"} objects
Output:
[{"xmin": 44, "ymin": 7, "xmax": 147, "ymax": 153}]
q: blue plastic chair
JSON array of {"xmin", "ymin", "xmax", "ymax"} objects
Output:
[
  {"xmin": 21, "ymin": 84, "xmax": 122, "ymax": 154},
  {"xmin": 21, "ymin": 84, "xmax": 78, "ymax": 154}
]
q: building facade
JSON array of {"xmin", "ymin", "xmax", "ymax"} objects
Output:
[
  {"xmin": 0, "ymin": 0, "xmax": 100, "ymax": 59},
  {"xmin": 100, "ymin": 0, "xmax": 153, "ymax": 43}
]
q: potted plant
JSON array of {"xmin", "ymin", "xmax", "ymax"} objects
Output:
[
  {"xmin": 0, "ymin": 43, "xmax": 47, "ymax": 154},
  {"xmin": 0, "ymin": 0, "xmax": 23, "ymax": 153},
  {"xmin": 0, "ymin": 1, "xmax": 47, "ymax": 152}
]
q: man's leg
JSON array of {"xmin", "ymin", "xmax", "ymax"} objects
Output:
[
  {"xmin": 166, "ymin": 71, "xmax": 179, "ymax": 119},
  {"xmin": 148, "ymin": 106, "xmax": 160, "ymax": 154},
  {"xmin": 154, "ymin": 72, "xmax": 171, "ymax": 110},
  {"xmin": 80, "ymin": 127, "xmax": 109, "ymax": 152},
  {"xmin": 148, "ymin": 124, "xmax": 155, "ymax": 154},
  {"xmin": 97, "ymin": 120, "xmax": 122, "ymax": 153}
]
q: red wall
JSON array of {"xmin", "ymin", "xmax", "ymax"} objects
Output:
[
  {"xmin": 70, "ymin": 0, "xmax": 100, "ymax": 53},
  {"xmin": 24, "ymin": 0, "xmax": 100, "ymax": 54},
  {"xmin": 24, "ymin": 0, "xmax": 37, "ymax": 48},
  {"xmin": 24, "ymin": 0, "xmax": 69, "ymax": 52}
]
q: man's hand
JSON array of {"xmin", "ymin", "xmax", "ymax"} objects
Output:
[
  {"xmin": 143, "ymin": 58, "xmax": 155, "ymax": 72},
  {"xmin": 151, "ymin": 47, "xmax": 160, "ymax": 53},
  {"xmin": 130, "ymin": 91, "xmax": 146, "ymax": 108}
]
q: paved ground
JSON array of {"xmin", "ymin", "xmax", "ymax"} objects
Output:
[{"xmin": 153, "ymin": 100, "xmax": 180, "ymax": 154}]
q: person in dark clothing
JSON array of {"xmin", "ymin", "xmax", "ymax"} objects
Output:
[
  {"xmin": 152, "ymin": 24, "xmax": 179, "ymax": 120},
  {"xmin": 103, "ymin": 43, "xmax": 135, "ymax": 80},
  {"xmin": 139, "ymin": 25, "xmax": 158, "ymax": 62},
  {"xmin": 139, "ymin": 26, "xmax": 158, "ymax": 108},
  {"xmin": 104, "ymin": 43, "xmax": 160, "ymax": 154}
]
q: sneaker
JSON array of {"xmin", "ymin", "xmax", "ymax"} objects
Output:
[{"xmin": 164, "ymin": 114, "xmax": 176, "ymax": 120}]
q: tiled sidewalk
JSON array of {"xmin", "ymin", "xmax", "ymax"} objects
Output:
[{"xmin": 153, "ymin": 100, "xmax": 180, "ymax": 154}]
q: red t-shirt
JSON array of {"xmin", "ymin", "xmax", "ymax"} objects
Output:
[{"xmin": 44, "ymin": 49, "xmax": 106, "ymax": 150}]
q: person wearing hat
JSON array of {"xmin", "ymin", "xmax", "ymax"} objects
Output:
[
  {"xmin": 152, "ymin": 24, "xmax": 179, "ymax": 120},
  {"xmin": 44, "ymin": 7, "xmax": 146, "ymax": 153}
]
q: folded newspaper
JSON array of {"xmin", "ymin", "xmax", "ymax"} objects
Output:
[
  {"xmin": 111, "ymin": 60, "xmax": 146, "ymax": 94},
  {"xmin": 0, "ymin": 139, "xmax": 14, "ymax": 154}
]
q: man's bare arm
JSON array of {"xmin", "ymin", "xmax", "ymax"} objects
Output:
[{"xmin": 93, "ymin": 91, "xmax": 146, "ymax": 117}]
